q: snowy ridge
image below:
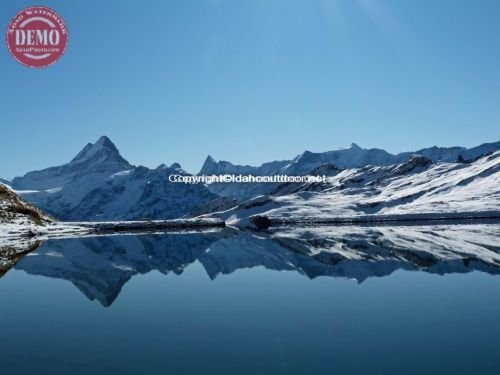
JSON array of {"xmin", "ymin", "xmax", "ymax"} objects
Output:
[
  {"xmin": 199, "ymin": 155, "xmax": 290, "ymax": 176},
  {"xmin": 201, "ymin": 140, "xmax": 500, "ymax": 176},
  {"xmin": 200, "ymin": 140, "xmax": 500, "ymax": 201},
  {"xmin": 208, "ymin": 152, "xmax": 500, "ymax": 227}
]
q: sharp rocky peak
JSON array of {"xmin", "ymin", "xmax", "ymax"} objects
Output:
[
  {"xmin": 70, "ymin": 136, "xmax": 130, "ymax": 167},
  {"xmin": 199, "ymin": 155, "xmax": 219, "ymax": 174},
  {"xmin": 349, "ymin": 142, "xmax": 362, "ymax": 150},
  {"xmin": 204, "ymin": 155, "xmax": 217, "ymax": 165}
]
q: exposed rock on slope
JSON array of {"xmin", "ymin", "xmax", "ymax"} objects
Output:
[
  {"xmin": 0, "ymin": 183, "xmax": 55, "ymax": 244},
  {"xmin": 0, "ymin": 183, "xmax": 52, "ymax": 227}
]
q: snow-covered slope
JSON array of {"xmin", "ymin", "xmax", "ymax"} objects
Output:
[
  {"xmin": 67, "ymin": 164, "xmax": 218, "ymax": 221},
  {"xmin": 199, "ymin": 141, "xmax": 500, "ymax": 201},
  {"xmin": 0, "ymin": 183, "xmax": 53, "ymax": 237},
  {"xmin": 210, "ymin": 152, "xmax": 500, "ymax": 226},
  {"xmin": 11, "ymin": 136, "xmax": 218, "ymax": 221}
]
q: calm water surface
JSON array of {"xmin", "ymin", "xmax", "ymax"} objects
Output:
[{"xmin": 1, "ymin": 226, "xmax": 500, "ymax": 374}]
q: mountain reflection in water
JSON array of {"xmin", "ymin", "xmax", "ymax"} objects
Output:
[{"xmin": 3, "ymin": 223, "xmax": 500, "ymax": 307}]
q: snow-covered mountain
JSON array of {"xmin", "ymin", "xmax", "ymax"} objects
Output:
[
  {"xmin": 6, "ymin": 137, "xmax": 500, "ymax": 221},
  {"xmin": 199, "ymin": 141, "xmax": 500, "ymax": 201},
  {"xmin": 201, "ymin": 141, "xmax": 500, "ymax": 176},
  {"xmin": 13, "ymin": 136, "xmax": 132, "ymax": 191},
  {"xmin": 11, "ymin": 136, "xmax": 133, "ymax": 217},
  {"xmin": 12, "ymin": 136, "xmax": 217, "ymax": 221},
  {"xmin": 209, "ymin": 151, "xmax": 500, "ymax": 226}
]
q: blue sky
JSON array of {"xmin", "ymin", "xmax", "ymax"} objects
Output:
[{"xmin": 1, "ymin": 0, "xmax": 499, "ymax": 177}]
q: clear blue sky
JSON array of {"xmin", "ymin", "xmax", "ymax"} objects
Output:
[{"xmin": 1, "ymin": 0, "xmax": 499, "ymax": 177}]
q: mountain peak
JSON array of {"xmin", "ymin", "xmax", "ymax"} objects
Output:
[
  {"xmin": 205, "ymin": 155, "xmax": 216, "ymax": 164},
  {"xmin": 199, "ymin": 155, "xmax": 218, "ymax": 174},
  {"xmin": 95, "ymin": 135, "xmax": 115, "ymax": 148},
  {"xmin": 300, "ymin": 150, "xmax": 314, "ymax": 158},
  {"xmin": 70, "ymin": 136, "xmax": 130, "ymax": 168},
  {"xmin": 349, "ymin": 142, "xmax": 362, "ymax": 150}
]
